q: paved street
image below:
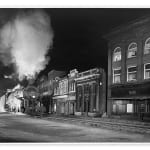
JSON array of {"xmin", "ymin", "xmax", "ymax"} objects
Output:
[{"xmin": 0, "ymin": 113, "xmax": 150, "ymax": 143}]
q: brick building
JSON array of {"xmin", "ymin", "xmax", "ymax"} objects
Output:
[
  {"xmin": 105, "ymin": 15, "xmax": 150, "ymax": 119},
  {"xmin": 75, "ymin": 68, "xmax": 106, "ymax": 117}
]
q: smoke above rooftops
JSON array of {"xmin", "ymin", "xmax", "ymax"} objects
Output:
[{"xmin": 0, "ymin": 9, "xmax": 54, "ymax": 80}]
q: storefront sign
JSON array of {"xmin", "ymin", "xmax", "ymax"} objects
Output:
[{"xmin": 129, "ymin": 90, "xmax": 136, "ymax": 95}]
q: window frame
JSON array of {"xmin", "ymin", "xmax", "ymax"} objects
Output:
[
  {"xmin": 144, "ymin": 63, "xmax": 150, "ymax": 80},
  {"xmin": 113, "ymin": 47, "xmax": 122, "ymax": 62},
  {"xmin": 112, "ymin": 67, "xmax": 121, "ymax": 84},
  {"xmin": 127, "ymin": 42, "xmax": 137, "ymax": 58},
  {"xmin": 127, "ymin": 65, "xmax": 137, "ymax": 82},
  {"xmin": 144, "ymin": 37, "xmax": 150, "ymax": 55}
]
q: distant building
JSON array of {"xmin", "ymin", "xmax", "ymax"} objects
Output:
[
  {"xmin": 104, "ymin": 15, "xmax": 150, "ymax": 119},
  {"xmin": 53, "ymin": 77, "xmax": 69, "ymax": 115},
  {"xmin": 67, "ymin": 69, "xmax": 78, "ymax": 115},
  {"xmin": 52, "ymin": 69, "xmax": 78, "ymax": 115},
  {"xmin": 48, "ymin": 70, "xmax": 66, "ymax": 113},
  {"xmin": 37, "ymin": 70, "xmax": 66, "ymax": 114},
  {"xmin": 75, "ymin": 68, "xmax": 106, "ymax": 117}
]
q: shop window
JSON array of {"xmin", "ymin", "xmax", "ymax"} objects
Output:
[
  {"xmin": 144, "ymin": 37, "xmax": 150, "ymax": 54},
  {"xmin": 144, "ymin": 63, "xmax": 150, "ymax": 79},
  {"xmin": 113, "ymin": 101, "xmax": 126, "ymax": 114},
  {"xmin": 113, "ymin": 67, "xmax": 121, "ymax": 84},
  {"xmin": 113, "ymin": 100, "xmax": 132, "ymax": 114},
  {"xmin": 113, "ymin": 104, "xmax": 117, "ymax": 113},
  {"xmin": 113, "ymin": 47, "xmax": 121, "ymax": 62},
  {"xmin": 127, "ymin": 66, "xmax": 137, "ymax": 82},
  {"xmin": 127, "ymin": 42, "xmax": 137, "ymax": 58},
  {"xmin": 127, "ymin": 104, "xmax": 133, "ymax": 113}
]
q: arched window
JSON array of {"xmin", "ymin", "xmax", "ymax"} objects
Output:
[
  {"xmin": 113, "ymin": 47, "xmax": 121, "ymax": 62},
  {"xmin": 127, "ymin": 42, "xmax": 137, "ymax": 58},
  {"xmin": 144, "ymin": 37, "xmax": 150, "ymax": 54}
]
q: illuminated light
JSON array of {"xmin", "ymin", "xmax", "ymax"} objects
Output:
[{"xmin": 32, "ymin": 95, "xmax": 35, "ymax": 98}]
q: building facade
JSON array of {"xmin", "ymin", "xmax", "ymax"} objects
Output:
[
  {"xmin": 48, "ymin": 70, "xmax": 66, "ymax": 114},
  {"xmin": 37, "ymin": 75, "xmax": 50, "ymax": 113},
  {"xmin": 53, "ymin": 77, "xmax": 69, "ymax": 115},
  {"xmin": 75, "ymin": 68, "xmax": 106, "ymax": 117},
  {"xmin": 67, "ymin": 69, "xmax": 78, "ymax": 115},
  {"xmin": 105, "ymin": 16, "xmax": 150, "ymax": 119}
]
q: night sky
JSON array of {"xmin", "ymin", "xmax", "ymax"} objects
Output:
[{"xmin": 1, "ymin": 8, "xmax": 150, "ymax": 92}]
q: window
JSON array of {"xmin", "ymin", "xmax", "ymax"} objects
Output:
[
  {"xmin": 113, "ymin": 47, "xmax": 121, "ymax": 62},
  {"xmin": 127, "ymin": 66, "xmax": 137, "ymax": 82},
  {"xmin": 127, "ymin": 42, "xmax": 137, "ymax": 58},
  {"xmin": 144, "ymin": 37, "xmax": 150, "ymax": 54},
  {"xmin": 144, "ymin": 63, "xmax": 150, "ymax": 79},
  {"xmin": 113, "ymin": 67, "xmax": 121, "ymax": 83}
]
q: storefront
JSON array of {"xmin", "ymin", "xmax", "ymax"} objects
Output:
[
  {"xmin": 75, "ymin": 68, "xmax": 106, "ymax": 117},
  {"xmin": 110, "ymin": 83, "xmax": 150, "ymax": 119},
  {"xmin": 67, "ymin": 95, "xmax": 76, "ymax": 115},
  {"xmin": 53, "ymin": 95, "xmax": 68, "ymax": 115}
]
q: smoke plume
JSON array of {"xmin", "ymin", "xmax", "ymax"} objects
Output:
[{"xmin": 0, "ymin": 9, "xmax": 53, "ymax": 80}]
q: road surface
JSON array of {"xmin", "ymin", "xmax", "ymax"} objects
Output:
[{"xmin": 0, "ymin": 113, "xmax": 150, "ymax": 142}]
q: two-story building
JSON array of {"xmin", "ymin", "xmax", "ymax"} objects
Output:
[
  {"xmin": 75, "ymin": 68, "xmax": 106, "ymax": 117},
  {"xmin": 104, "ymin": 15, "xmax": 150, "ymax": 119},
  {"xmin": 53, "ymin": 77, "xmax": 69, "ymax": 115},
  {"xmin": 67, "ymin": 69, "xmax": 78, "ymax": 115},
  {"xmin": 48, "ymin": 70, "xmax": 66, "ymax": 113}
]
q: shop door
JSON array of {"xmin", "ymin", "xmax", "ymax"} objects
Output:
[
  {"xmin": 70, "ymin": 102, "xmax": 74, "ymax": 115},
  {"xmin": 61, "ymin": 103, "xmax": 65, "ymax": 114}
]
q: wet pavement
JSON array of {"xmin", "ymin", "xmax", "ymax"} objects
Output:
[{"xmin": 0, "ymin": 113, "xmax": 150, "ymax": 143}]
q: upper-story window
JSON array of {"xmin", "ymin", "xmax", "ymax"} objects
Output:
[
  {"xmin": 113, "ymin": 47, "xmax": 121, "ymax": 62},
  {"xmin": 144, "ymin": 63, "xmax": 150, "ymax": 79},
  {"xmin": 144, "ymin": 37, "xmax": 150, "ymax": 55},
  {"xmin": 127, "ymin": 66, "xmax": 137, "ymax": 82},
  {"xmin": 127, "ymin": 42, "xmax": 137, "ymax": 58},
  {"xmin": 113, "ymin": 67, "xmax": 121, "ymax": 84}
]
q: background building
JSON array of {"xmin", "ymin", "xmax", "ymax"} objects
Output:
[
  {"xmin": 48, "ymin": 70, "xmax": 66, "ymax": 113},
  {"xmin": 105, "ymin": 15, "xmax": 150, "ymax": 119},
  {"xmin": 67, "ymin": 69, "xmax": 78, "ymax": 115},
  {"xmin": 75, "ymin": 68, "xmax": 106, "ymax": 117},
  {"xmin": 53, "ymin": 77, "xmax": 69, "ymax": 115}
]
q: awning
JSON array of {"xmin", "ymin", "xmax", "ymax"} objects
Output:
[
  {"xmin": 68, "ymin": 96, "xmax": 76, "ymax": 101},
  {"xmin": 53, "ymin": 95, "xmax": 68, "ymax": 99},
  {"xmin": 109, "ymin": 96, "xmax": 150, "ymax": 100}
]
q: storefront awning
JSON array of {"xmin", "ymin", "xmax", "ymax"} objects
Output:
[
  {"xmin": 109, "ymin": 96, "xmax": 150, "ymax": 100},
  {"xmin": 53, "ymin": 95, "xmax": 68, "ymax": 99}
]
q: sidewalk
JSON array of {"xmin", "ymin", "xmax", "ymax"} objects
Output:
[{"xmin": 38, "ymin": 114, "xmax": 150, "ymax": 134}]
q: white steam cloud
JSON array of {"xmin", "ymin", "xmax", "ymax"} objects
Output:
[{"xmin": 0, "ymin": 9, "xmax": 53, "ymax": 80}]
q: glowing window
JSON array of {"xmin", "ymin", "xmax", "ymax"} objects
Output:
[
  {"xmin": 113, "ymin": 67, "xmax": 121, "ymax": 84},
  {"xmin": 127, "ymin": 42, "xmax": 137, "ymax": 58},
  {"xmin": 144, "ymin": 38, "xmax": 150, "ymax": 54},
  {"xmin": 144, "ymin": 63, "xmax": 150, "ymax": 79},
  {"xmin": 127, "ymin": 66, "xmax": 137, "ymax": 82},
  {"xmin": 113, "ymin": 47, "xmax": 121, "ymax": 62}
]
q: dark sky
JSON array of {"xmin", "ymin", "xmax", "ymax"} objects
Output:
[{"xmin": 1, "ymin": 8, "xmax": 150, "ymax": 91}]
